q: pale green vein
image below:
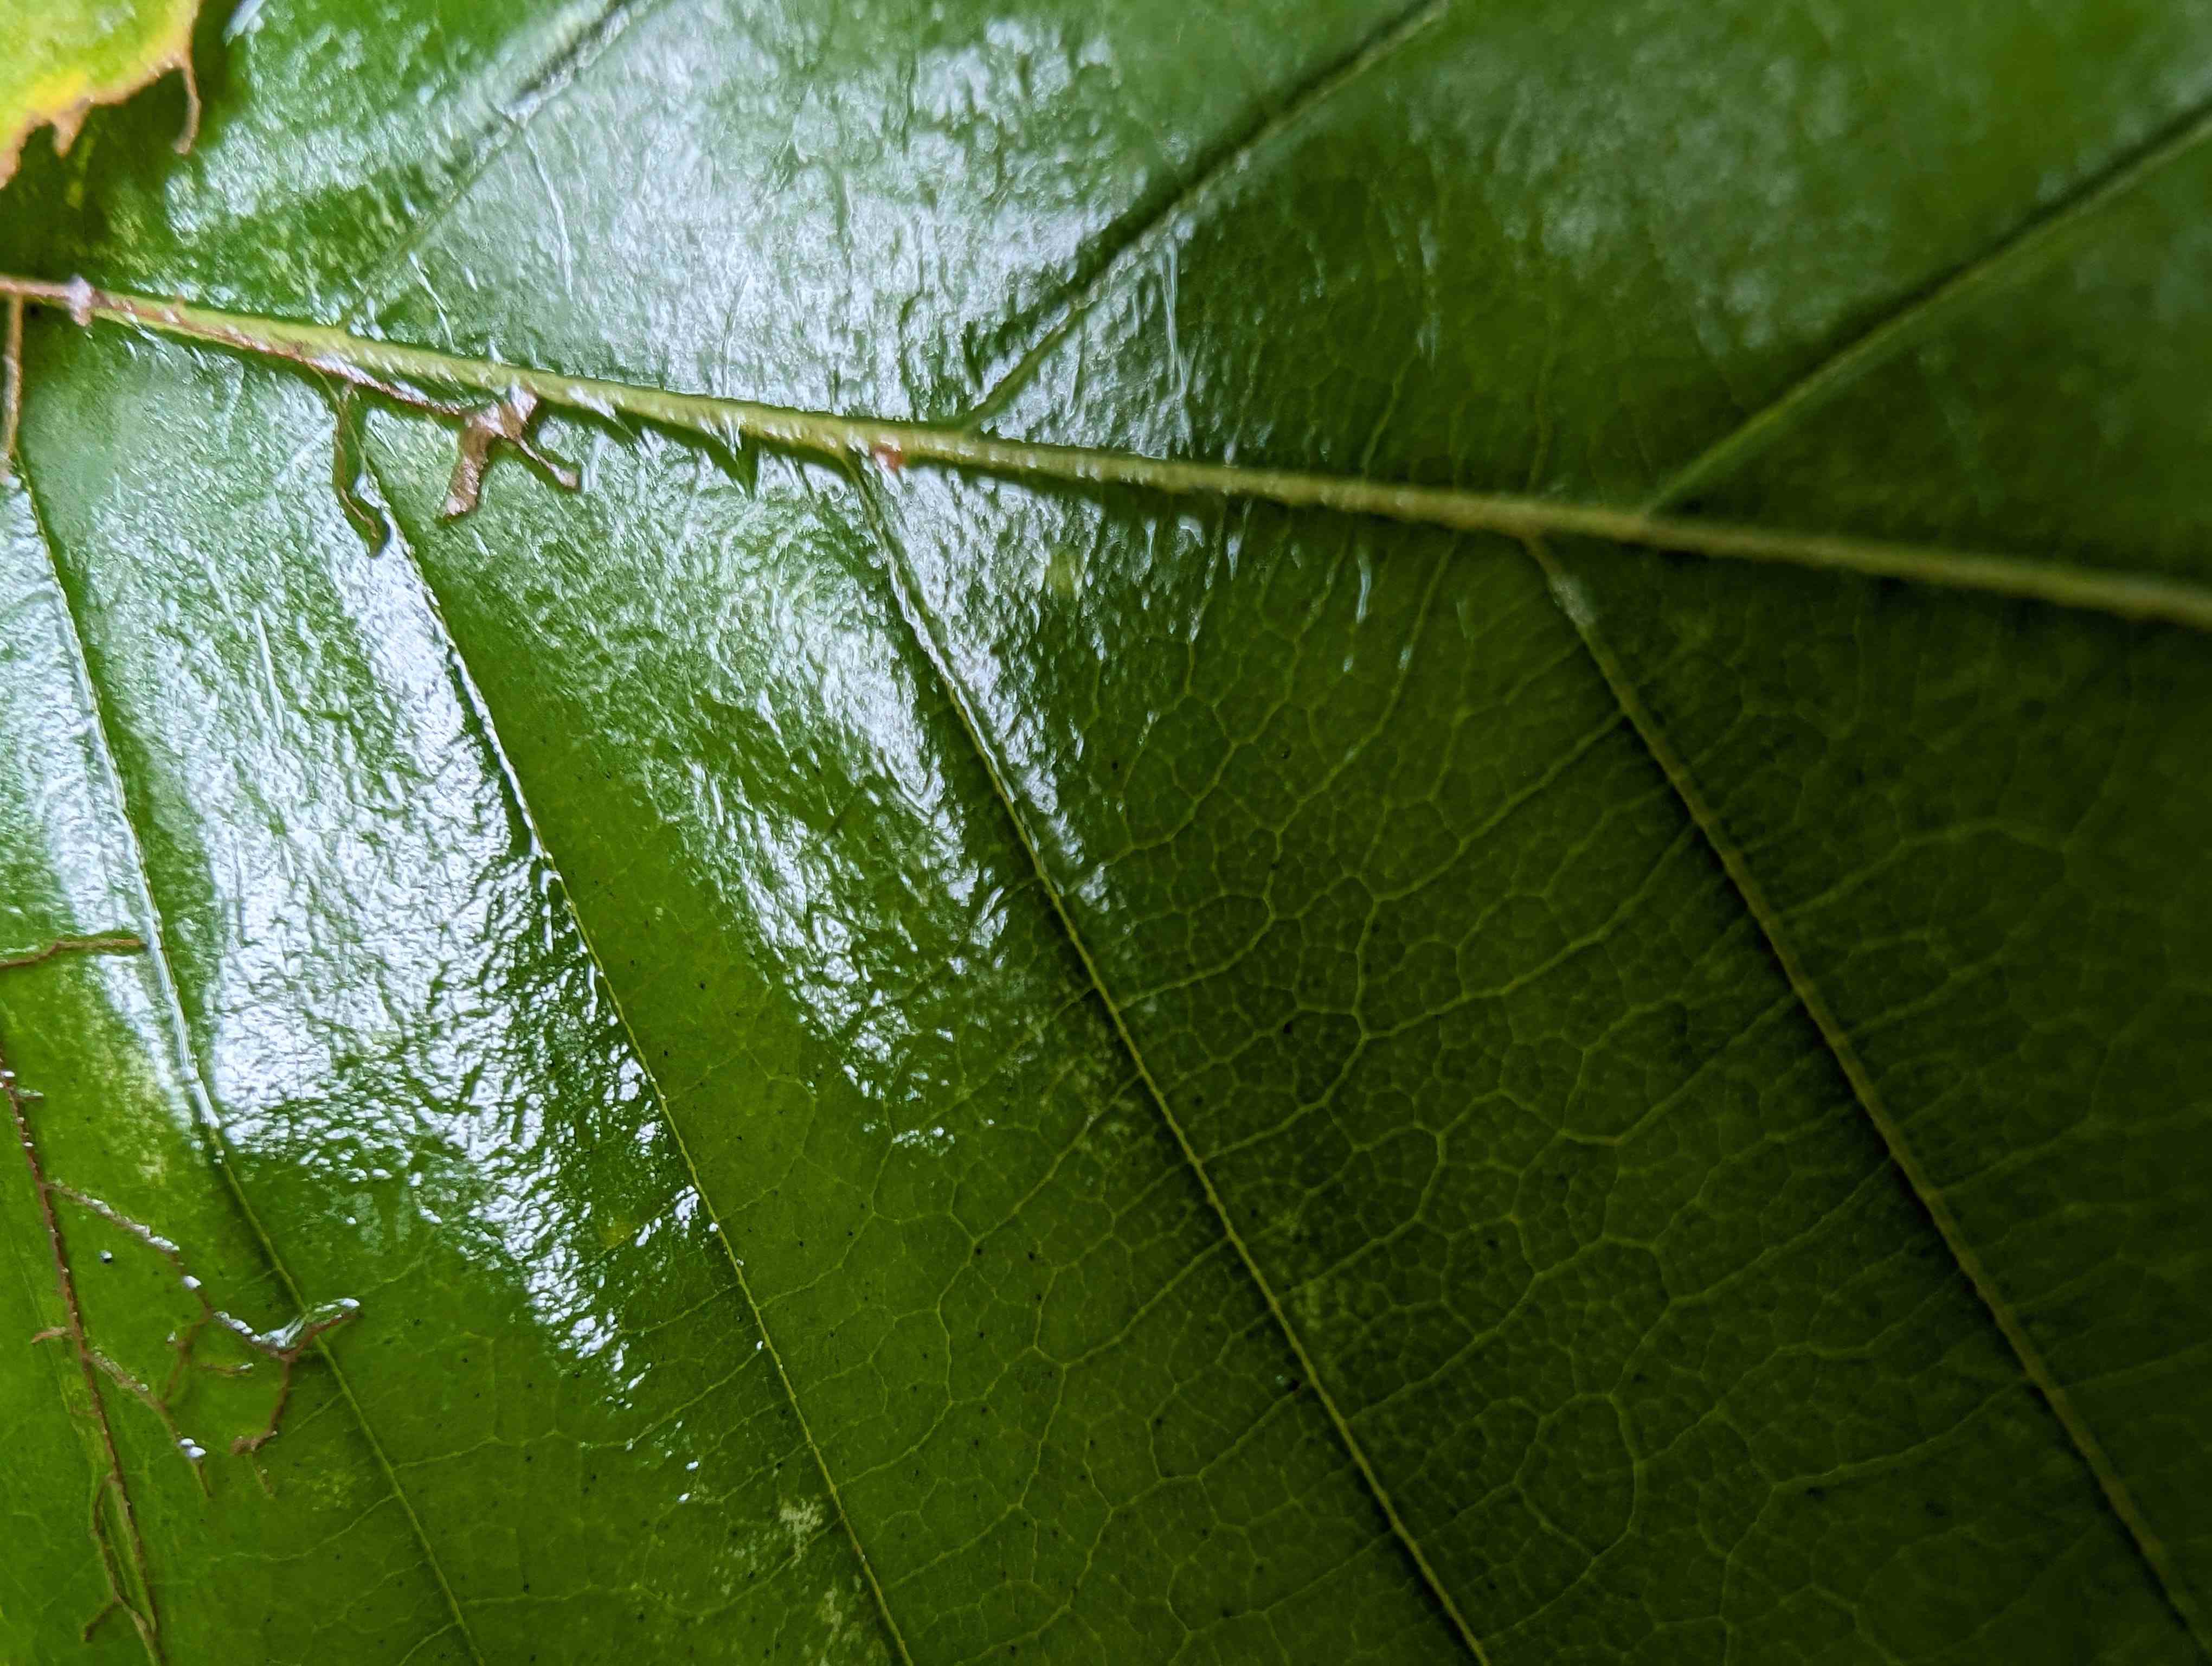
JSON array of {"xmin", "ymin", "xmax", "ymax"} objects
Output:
[
  {"xmin": 5, "ymin": 275, "xmax": 2207, "ymax": 633},
  {"xmin": 1650, "ymin": 89, "xmax": 2212, "ymax": 512},
  {"xmin": 1520, "ymin": 533, "xmax": 2211, "ymax": 1657},
  {"xmin": 1520, "ymin": 69, "xmax": 2212, "ymax": 1646},
  {"xmin": 336, "ymin": 0, "xmax": 666, "ymax": 322},
  {"xmin": 365, "ymin": 448, "xmax": 918, "ymax": 1666},
  {"xmin": 11, "ymin": 465, "xmax": 493, "ymax": 1666},
  {"xmin": 954, "ymin": 0, "xmax": 1450, "ymax": 431},
  {"xmin": 848, "ymin": 477, "xmax": 1495, "ymax": 1663}
]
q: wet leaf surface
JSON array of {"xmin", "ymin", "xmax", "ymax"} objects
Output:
[{"xmin": 2, "ymin": 2, "xmax": 2208, "ymax": 1662}]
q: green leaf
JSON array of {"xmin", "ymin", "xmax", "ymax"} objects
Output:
[{"xmin": 2, "ymin": 1, "xmax": 2207, "ymax": 1662}]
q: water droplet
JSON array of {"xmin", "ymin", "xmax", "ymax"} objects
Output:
[
  {"xmin": 1546, "ymin": 568, "xmax": 1597, "ymax": 629},
  {"xmin": 1044, "ymin": 546, "xmax": 1085, "ymax": 597}
]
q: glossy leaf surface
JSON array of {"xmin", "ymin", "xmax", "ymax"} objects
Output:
[{"xmin": 2, "ymin": 1, "xmax": 2207, "ymax": 1662}]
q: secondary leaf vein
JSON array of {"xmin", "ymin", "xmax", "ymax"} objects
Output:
[
  {"xmin": 849, "ymin": 474, "xmax": 1496, "ymax": 1663},
  {"xmin": 1649, "ymin": 86, "xmax": 2212, "ymax": 512},
  {"xmin": 1519, "ymin": 533, "xmax": 2212, "ymax": 1656},
  {"xmin": 956, "ymin": 0, "xmax": 1451, "ymax": 430},
  {"xmin": 9, "ymin": 464, "xmax": 494, "ymax": 1666},
  {"xmin": 353, "ymin": 445, "xmax": 920, "ymax": 1666}
]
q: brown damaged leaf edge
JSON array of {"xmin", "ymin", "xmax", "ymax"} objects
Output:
[
  {"xmin": 0, "ymin": 3, "xmax": 203, "ymax": 191},
  {"xmin": 3, "ymin": 273, "xmax": 2210, "ymax": 630}
]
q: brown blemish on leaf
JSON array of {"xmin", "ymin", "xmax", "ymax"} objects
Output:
[
  {"xmin": 0, "ymin": 3, "xmax": 203, "ymax": 191},
  {"xmin": 2, "ymin": 293, "xmax": 23, "ymax": 482},
  {"xmin": 329, "ymin": 385, "xmax": 390, "ymax": 551},
  {"xmin": 441, "ymin": 387, "xmax": 581, "ymax": 518},
  {"xmin": 323, "ymin": 370, "xmax": 580, "ymax": 529},
  {"xmin": 0, "ymin": 932, "xmax": 144, "ymax": 971}
]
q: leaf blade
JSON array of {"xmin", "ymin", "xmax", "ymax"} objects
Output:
[{"xmin": 5, "ymin": 0, "xmax": 2209, "ymax": 1658}]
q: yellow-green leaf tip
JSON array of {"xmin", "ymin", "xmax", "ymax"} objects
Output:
[{"xmin": 0, "ymin": 0, "xmax": 202, "ymax": 189}]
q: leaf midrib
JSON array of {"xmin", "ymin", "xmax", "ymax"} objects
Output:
[
  {"xmin": 14, "ymin": 253, "xmax": 2209, "ymax": 1651},
  {"xmin": 13, "ymin": 274, "xmax": 2212, "ymax": 633}
]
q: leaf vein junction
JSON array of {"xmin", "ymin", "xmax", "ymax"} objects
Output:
[{"xmin": 347, "ymin": 441, "xmax": 921, "ymax": 1666}]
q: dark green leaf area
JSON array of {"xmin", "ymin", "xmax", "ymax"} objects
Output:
[{"xmin": 4, "ymin": 0, "xmax": 2209, "ymax": 1661}]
